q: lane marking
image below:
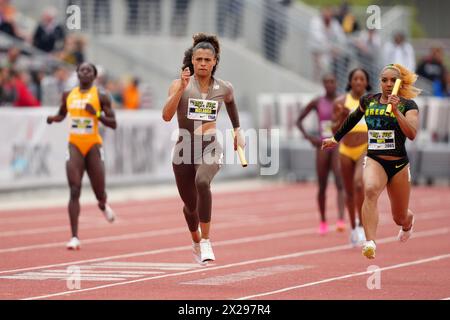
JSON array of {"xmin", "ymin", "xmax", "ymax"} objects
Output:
[
  {"xmin": 180, "ymin": 265, "xmax": 313, "ymax": 286},
  {"xmin": 0, "ymin": 227, "xmax": 316, "ymax": 275},
  {"xmin": 21, "ymin": 227, "xmax": 449, "ymax": 300},
  {"xmin": 0, "ymin": 211, "xmax": 312, "ymax": 254},
  {"xmin": 236, "ymin": 253, "xmax": 450, "ymax": 300}
]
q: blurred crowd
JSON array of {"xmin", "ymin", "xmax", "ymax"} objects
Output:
[
  {"xmin": 0, "ymin": 0, "xmax": 148, "ymax": 109},
  {"xmin": 0, "ymin": 0, "xmax": 449, "ymax": 109},
  {"xmin": 308, "ymin": 1, "xmax": 449, "ymax": 96}
]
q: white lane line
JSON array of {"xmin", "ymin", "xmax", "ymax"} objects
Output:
[
  {"xmin": 1, "ymin": 209, "xmax": 448, "ymax": 273},
  {"xmin": 0, "ymin": 227, "xmax": 317, "ymax": 275},
  {"xmin": 236, "ymin": 253, "xmax": 450, "ymax": 300},
  {"xmin": 0, "ymin": 210, "xmax": 311, "ymax": 254},
  {"xmin": 2, "ymin": 275, "xmax": 126, "ymax": 281},
  {"xmin": 21, "ymin": 227, "xmax": 449, "ymax": 300},
  {"xmin": 0, "ymin": 187, "xmax": 311, "ymax": 222},
  {"xmin": 42, "ymin": 269, "xmax": 164, "ymax": 275},
  {"xmin": 441, "ymin": 297, "xmax": 450, "ymax": 300},
  {"xmin": 180, "ymin": 265, "xmax": 313, "ymax": 286},
  {"xmin": 1, "ymin": 207, "xmax": 448, "ymax": 254},
  {"xmin": 0, "ymin": 198, "xmax": 316, "ymax": 237}
]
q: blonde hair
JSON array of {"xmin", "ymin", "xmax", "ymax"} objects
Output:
[{"xmin": 382, "ymin": 64, "xmax": 421, "ymax": 99}]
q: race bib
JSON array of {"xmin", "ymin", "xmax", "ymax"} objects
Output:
[
  {"xmin": 187, "ymin": 98, "xmax": 218, "ymax": 121},
  {"xmin": 368, "ymin": 130, "xmax": 395, "ymax": 150},
  {"xmin": 320, "ymin": 120, "xmax": 333, "ymax": 138},
  {"xmin": 70, "ymin": 117, "xmax": 94, "ymax": 134}
]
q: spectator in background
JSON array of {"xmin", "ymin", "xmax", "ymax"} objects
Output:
[
  {"xmin": 383, "ymin": 31, "xmax": 416, "ymax": 72},
  {"xmin": 41, "ymin": 65, "xmax": 71, "ymax": 106},
  {"xmin": 59, "ymin": 34, "xmax": 86, "ymax": 66},
  {"xmin": 0, "ymin": 0, "xmax": 22, "ymax": 40},
  {"xmin": 122, "ymin": 77, "xmax": 140, "ymax": 110},
  {"xmin": 106, "ymin": 78, "xmax": 123, "ymax": 106},
  {"xmin": 0, "ymin": 66, "xmax": 15, "ymax": 105},
  {"xmin": 32, "ymin": 7, "xmax": 65, "ymax": 53},
  {"xmin": 217, "ymin": 0, "xmax": 244, "ymax": 39},
  {"xmin": 262, "ymin": 0, "xmax": 291, "ymax": 63},
  {"xmin": 309, "ymin": 7, "xmax": 347, "ymax": 86},
  {"xmin": 445, "ymin": 73, "xmax": 450, "ymax": 97},
  {"xmin": 354, "ymin": 28, "xmax": 381, "ymax": 88},
  {"xmin": 335, "ymin": 1, "xmax": 359, "ymax": 35},
  {"xmin": 416, "ymin": 45, "xmax": 447, "ymax": 97},
  {"xmin": 11, "ymin": 69, "xmax": 40, "ymax": 107},
  {"xmin": 1, "ymin": 46, "xmax": 30, "ymax": 71}
]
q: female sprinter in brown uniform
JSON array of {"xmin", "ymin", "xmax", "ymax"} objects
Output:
[
  {"xmin": 323, "ymin": 63, "xmax": 420, "ymax": 259},
  {"xmin": 162, "ymin": 33, "xmax": 245, "ymax": 264},
  {"xmin": 332, "ymin": 68, "xmax": 371, "ymax": 246},
  {"xmin": 47, "ymin": 62, "xmax": 117, "ymax": 250},
  {"xmin": 297, "ymin": 74, "xmax": 345, "ymax": 235}
]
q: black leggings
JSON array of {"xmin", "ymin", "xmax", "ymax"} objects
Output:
[{"xmin": 172, "ymin": 135, "xmax": 223, "ymax": 232}]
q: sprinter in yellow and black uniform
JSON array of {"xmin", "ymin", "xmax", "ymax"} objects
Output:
[{"xmin": 322, "ymin": 63, "xmax": 421, "ymax": 260}]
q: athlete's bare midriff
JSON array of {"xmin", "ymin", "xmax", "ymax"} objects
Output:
[{"xmin": 341, "ymin": 131, "xmax": 367, "ymax": 147}]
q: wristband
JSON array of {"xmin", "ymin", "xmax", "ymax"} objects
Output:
[{"xmin": 96, "ymin": 111, "xmax": 101, "ymax": 118}]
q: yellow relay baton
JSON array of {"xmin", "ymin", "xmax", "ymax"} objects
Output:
[
  {"xmin": 231, "ymin": 130, "xmax": 248, "ymax": 168},
  {"xmin": 385, "ymin": 78, "xmax": 402, "ymax": 116}
]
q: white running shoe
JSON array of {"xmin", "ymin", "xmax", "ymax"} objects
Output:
[
  {"xmin": 350, "ymin": 228, "xmax": 359, "ymax": 247},
  {"xmin": 66, "ymin": 237, "xmax": 81, "ymax": 250},
  {"xmin": 200, "ymin": 238, "xmax": 215, "ymax": 263},
  {"xmin": 362, "ymin": 240, "xmax": 376, "ymax": 259},
  {"xmin": 101, "ymin": 204, "xmax": 115, "ymax": 223},
  {"xmin": 398, "ymin": 216, "xmax": 415, "ymax": 243},
  {"xmin": 356, "ymin": 226, "xmax": 366, "ymax": 245},
  {"xmin": 192, "ymin": 241, "xmax": 205, "ymax": 265}
]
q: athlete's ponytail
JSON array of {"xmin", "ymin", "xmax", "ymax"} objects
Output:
[{"xmin": 383, "ymin": 64, "xmax": 421, "ymax": 99}]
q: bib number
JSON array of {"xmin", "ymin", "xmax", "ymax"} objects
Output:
[
  {"xmin": 368, "ymin": 130, "xmax": 395, "ymax": 150},
  {"xmin": 70, "ymin": 117, "xmax": 94, "ymax": 134},
  {"xmin": 187, "ymin": 98, "xmax": 218, "ymax": 121}
]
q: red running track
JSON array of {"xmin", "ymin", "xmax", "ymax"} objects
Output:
[{"xmin": 0, "ymin": 182, "xmax": 449, "ymax": 300}]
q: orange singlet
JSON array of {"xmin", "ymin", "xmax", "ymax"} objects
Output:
[{"xmin": 67, "ymin": 86, "xmax": 103, "ymax": 156}]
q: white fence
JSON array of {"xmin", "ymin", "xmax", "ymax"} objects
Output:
[{"xmin": 0, "ymin": 108, "xmax": 256, "ymax": 191}]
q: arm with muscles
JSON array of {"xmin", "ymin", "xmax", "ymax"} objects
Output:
[
  {"xmin": 162, "ymin": 67, "xmax": 191, "ymax": 122},
  {"xmin": 46, "ymin": 92, "xmax": 69, "ymax": 124},
  {"xmin": 296, "ymin": 98, "xmax": 321, "ymax": 147},
  {"xmin": 389, "ymin": 95, "xmax": 419, "ymax": 140},
  {"xmin": 224, "ymin": 84, "xmax": 245, "ymax": 151},
  {"xmin": 322, "ymin": 104, "xmax": 365, "ymax": 149},
  {"xmin": 97, "ymin": 92, "xmax": 117, "ymax": 129}
]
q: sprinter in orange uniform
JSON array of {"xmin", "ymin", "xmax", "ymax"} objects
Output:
[{"xmin": 47, "ymin": 62, "xmax": 117, "ymax": 250}]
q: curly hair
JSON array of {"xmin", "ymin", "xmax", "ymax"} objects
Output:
[{"xmin": 182, "ymin": 33, "xmax": 220, "ymax": 76}]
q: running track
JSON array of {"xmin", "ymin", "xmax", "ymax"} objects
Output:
[{"xmin": 0, "ymin": 183, "xmax": 449, "ymax": 300}]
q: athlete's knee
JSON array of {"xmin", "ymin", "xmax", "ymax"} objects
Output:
[
  {"xmin": 364, "ymin": 184, "xmax": 380, "ymax": 201},
  {"xmin": 195, "ymin": 175, "xmax": 211, "ymax": 193},
  {"xmin": 183, "ymin": 204, "xmax": 196, "ymax": 216},
  {"xmin": 70, "ymin": 185, "xmax": 82, "ymax": 200},
  {"xmin": 354, "ymin": 178, "xmax": 364, "ymax": 194}
]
